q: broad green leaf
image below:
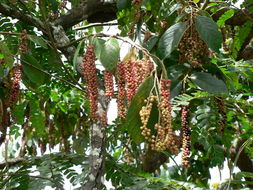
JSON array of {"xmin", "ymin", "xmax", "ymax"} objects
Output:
[
  {"xmin": 73, "ymin": 40, "xmax": 84, "ymax": 73},
  {"xmin": 124, "ymin": 77, "xmax": 158, "ymax": 143},
  {"xmin": 27, "ymin": 35, "xmax": 48, "ymax": 49},
  {"xmin": 0, "ymin": 65, "xmax": 4, "ymax": 78},
  {"xmin": 13, "ymin": 102, "xmax": 28, "ymax": 124},
  {"xmin": 194, "ymin": 0, "xmax": 200, "ymax": 3},
  {"xmin": 230, "ymin": 21, "xmax": 253, "ymax": 58},
  {"xmin": 142, "ymin": 36, "xmax": 158, "ymax": 51},
  {"xmin": 158, "ymin": 22, "xmax": 186, "ymax": 59},
  {"xmin": 217, "ymin": 9, "xmax": 235, "ymax": 27},
  {"xmin": 117, "ymin": 0, "xmax": 131, "ymax": 10},
  {"xmin": 0, "ymin": 41, "xmax": 14, "ymax": 67},
  {"xmin": 99, "ymin": 38, "xmax": 120, "ymax": 72},
  {"xmin": 30, "ymin": 100, "xmax": 46, "ymax": 137},
  {"xmin": 22, "ymin": 54, "xmax": 46, "ymax": 86},
  {"xmin": 236, "ymin": 172, "xmax": 253, "ymax": 179},
  {"xmin": 190, "ymin": 72, "xmax": 228, "ymax": 94},
  {"xmin": 94, "ymin": 38, "xmax": 106, "ymax": 59},
  {"xmin": 195, "ymin": 16, "xmax": 222, "ymax": 52}
]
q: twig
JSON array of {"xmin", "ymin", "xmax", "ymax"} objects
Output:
[
  {"xmin": 38, "ymin": 0, "xmax": 85, "ymax": 91},
  {"xmin": 59, "ymin": 33, "xmax": 167, "ymax": 78},
  {"xmin": 0, "ymin": 173, "xmax": 64, "ymax": 190},
  {"xmin": 74, "ymin": 22, "xmax": 118, "ymax": 31},
  {"xmin": 0, "ymin": 31, "xmax": 22, "ymax": 35},
  {"xmin": 227, "ymin": 138, "xmax": 253, "ymax": 190},
  {"xmin": 18, "ymin": 57, "xmax": 85, "ymax": 92}
]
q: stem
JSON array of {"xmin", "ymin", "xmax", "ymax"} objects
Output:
[
  {"xmin": 18, "ymin": 57, "xmax": 84, "ymax": 92},
  {"xmin": 38, "ymin": 0, "xmax": 85, "ymax": 91},
  {"xmin": 59, "ymin": 33, "xmax": 167, "ymax": 78},
  {"xmin": 74, "ymin": 22, "xmax": 118, "ymax": 31}
]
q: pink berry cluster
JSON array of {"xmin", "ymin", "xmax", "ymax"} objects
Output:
[
  {"xmin": 132, "ymin": 0, "xmax": 142, "ymax": 6},
  {"xmin": 82, "ymin": 45, "xmax": 98, "ymax": 120},
  {"xmin": 116, "ymin": 60, "xmax": 153, "ymax": 118},
  {"xmin": 116, "ymin": 62, "xmax": 126, "ymax": 118},
  {"xmin": 104, "ymin": 70, "xmax": 114, "ymax": 98},
  {"xmin": 9, "ymin": 65, "xmax": 22, "ymax": 108}
]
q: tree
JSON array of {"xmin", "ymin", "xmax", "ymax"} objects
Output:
[{"xmin": 0, "ymin": 0, "xmax": 252, "ymax": 189}]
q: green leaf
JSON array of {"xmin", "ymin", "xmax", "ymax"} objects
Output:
[
  {"xmin": 0, "ymin": 65, "xmax": 4, "ymax": 79},
  {"xmin": 94, "ymin": 38, "xmax": 106, "ymax": 59},
  {"xmin": 142, "ymin": 36, "xmax": 158, "ymax": 51},
  {"xmin": 117, "ymin": 0, "xmax": 131, "ymax": 10},
  {"xmin": 73, "ymin": 40, "xmax": 84, "ymax": 73},
  {"xmin": 124, "ymin": 77, "xmax": 158, "ymax": 143},
  {"xmin": 0, "ymin": 41, "xmax": 14, "ymax": 68},
  {"xmin": 236, "ymin": 172, "xmax": 253, "ymax": 179},
  {"xmin": 158, "ymin": 22, "xmax": 186, "ymax": 59},
  {"xmin": 27, "ymin": 35, "xmax": 48, "ymax": 49},
  {"xmin": 99, "ymin": 38, "xmax": 120, "ymax": 72},
  {"xmin": 217, "ymin": 9, "xmax": 235, "ymax": 27},
  {"xmin": 22, "ymin": 54, "xmax": 46, "ymax": 86},
  {"xmin": 194, "ymin": 0, "xmax": 200, "ymax": 3},
  {"xmin": 195, "ymin": 15, "xmax": 222, "ymax": 52},
  {"xmin": 190, "ymin": 72, "xmax": 228, "ymax": 94},
  {"xmin": 30, "ymin": 101, "xmax": 46, "ymax": 137},
  {"xmin": 13, "ymin": 102, "xmax": 27, "ymax": 124}
]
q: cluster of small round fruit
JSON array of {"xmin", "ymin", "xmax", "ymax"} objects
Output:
[
  {"xmin": 9, "ymin": 65, "xmax": 22, "ymax": 109},
  {"xmin": 116, "ymin": 62, "xmax": 127, "ymax": 118},
  {"xmin": 19, "ymin": 29, "xmax": 28, "ymax": 54},
  {"xmin": 139, "ymin": 95, "xmax": 156, "ymax": 144},
  {"xmin": 181, "ymin": 105, "xmax": 191, "ymax": 168},
  {"xmin": 104, "ymin": 70, "xmax": 114, "ymax": 98},
  {"xmin": 178, "ymin": 20, "xmax": 209, "ymax": 67},
  {"xmin": 139, "ymin": 79, "xmax": 179, "ymax": 154},
  {"xmin": 132, "ymin": 0, "xmax": 142, "ymax": 6},
  {"xmin": 216, "ymin": 99, "xmax": 227, "ymax": 134},
  {"xmin": 117, "ymin": 59, "xmax": 153, "ymax": 118},
  {"xmin": 82, "ymin": 45, "xmax": 98, "ymax": 120}
]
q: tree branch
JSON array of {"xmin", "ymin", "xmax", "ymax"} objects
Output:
[
  {"xmin": 212, "ymin": 8, "xmax": 253, "ymax": 26},
  {"xmin": 74, "ymin": 22, "xmax": 118, "ymax": 31},
  {"xmin": 53, "ymin": 0, "xmax": 117, "ymax": 29},
  {"xmin": 0, "ymin": 2, "xmax": 45, "ymax": 33}
]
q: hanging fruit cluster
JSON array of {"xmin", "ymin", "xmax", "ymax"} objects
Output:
[
  {"xmin": 116, "ymin": 59, "xmax": 154, "ymax": 118},
  {"xmin": 82, "ymin": 45, "xmax": 99, "ymax": 120},
  {"xmin": 181, "ymin": 105, "xmax": 191, "ymax": 168},
  {"xmin": 178, "ymin": 16, "xmax": 209, "ymax": 67},
  {"xmin": 104, "ymin": 70, "xmax": 114, "ymax": 98},
  {"xmin": 139, "ymin": 79, "xmax": 179, "ymax": 154},
  {"xmin": 215, "ymin": 98, "xmax": 227, "ymax": 134},
  {"xmin": 19, "ymin": 29, "xmax": 28, "ymax": 54},
  {"xmin": 9, "ymin": 65, "xmax": 22, "ymax": 109},
  {"xmin": 117, "ymin": 61, "xmax": 127, "ymax": 118}
]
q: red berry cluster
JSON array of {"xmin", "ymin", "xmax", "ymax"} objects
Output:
[
  {"xmin": 82, "ymin": 45, "xmax": 98, "ymax": 120},
  {"xmin": 181, "ymin": 105, "xmax": 191, "ymax": 168},
  {"xmin": 101, "ymin": 110, "xmax": 107, "ymax": 126},
  {"xmin": 132, "ymin": 0, "xmax": 142, "ymax": 6},
  {"xmin": 125, "ymin": 60, "xmax": 154, "ymax": 105},
  {"xmin": 124, "ymin": 60, "xmax": 138, "ymax": 104},
  {"xmin": 9, "ymin": 65, "xmax": 22, "ymax": 108},
  {"xmin": 19, "ymin": 29, "xmax": 28, "ymax": 54},
  {"xmin": 104, "ymin": 70, "xmax": 114, "ymax": 98},
  {"xmin": 156, "ymin": 79, "xmax": 178, "ymax": 154},
  {"xmin": 116, "ymin": 60, "xmax": 153, "ymax": 118},
  {"xmin": 117, "ymin": 62, "xmax": 126, "ymax": 118}
]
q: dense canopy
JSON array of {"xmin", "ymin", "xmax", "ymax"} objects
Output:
[{"xmin": 0, "ymin": 0, "xmax": 253, "ymax": 190}]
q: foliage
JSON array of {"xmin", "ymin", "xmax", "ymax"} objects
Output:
[{"xmin": 0, "ymin": 0, "xmax": 252, "ymax": 190}]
